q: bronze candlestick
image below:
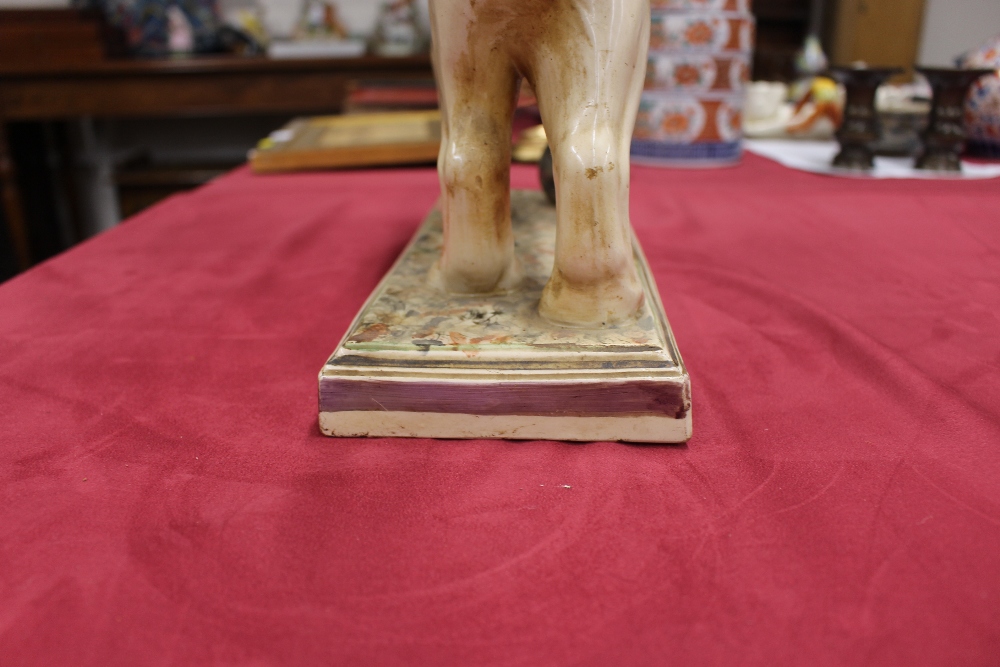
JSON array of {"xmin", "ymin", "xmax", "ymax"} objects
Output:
[
  {"xmin": 915, "ymin": 67, "xmax": 994, "ymax": 172},
  {"xmin": 826, "ymin": 66, "xmax": 902, "ymax": 170}
]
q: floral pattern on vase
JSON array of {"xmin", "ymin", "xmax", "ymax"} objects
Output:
[{"xmin": 960, "ymin": 35, "xmax": 1000, "ymax": 158}]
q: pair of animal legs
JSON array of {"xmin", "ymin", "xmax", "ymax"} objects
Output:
[{"xmin": 429, "ymin": 0, "xmax": 650, "ymax": 327}]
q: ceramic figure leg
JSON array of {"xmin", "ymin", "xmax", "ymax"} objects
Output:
[
  {"xmin": 527, "ymin": 0, "xmax": 650, "ymax": 327},
  {"xmin": 429, "ymin": 1, "xmax": 521, "ymax": 294}
]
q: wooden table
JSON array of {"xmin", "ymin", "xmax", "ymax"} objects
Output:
[{"xmin": 0, "ymin": 54, "xmax": 433, "ymax": 270}]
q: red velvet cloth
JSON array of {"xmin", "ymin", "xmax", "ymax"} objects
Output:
[{"xmin": 2, "ymin": 156, "xmax": 999, "ymax": 666}]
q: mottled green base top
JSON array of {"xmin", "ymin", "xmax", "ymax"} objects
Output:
[{"xmin": 337, "ymin": 190, "xmax": 680, "ymax": 369}]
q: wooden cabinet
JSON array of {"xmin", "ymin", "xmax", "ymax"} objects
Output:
[
  {"xmin": 752, "ymin": 0, "xmax": 928, "ymax": 79},
  {"xmin": 0, "ymin": 9, "xmax": 433, "ymax": 274},
  {"xmin": 829, "ymin": 0, "xmax": 926, "ymax": 69},
  {"xmin": 753, "ymin": 0, "xmax": 813, "ymax": 82}
]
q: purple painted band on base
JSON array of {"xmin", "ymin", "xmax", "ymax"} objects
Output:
[{"xmin": 319, "ymin": 379, "xmax": 690, "ymax": 419}]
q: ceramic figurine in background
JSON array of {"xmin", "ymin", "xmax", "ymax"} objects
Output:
[
  {"xmin": 296, "ymin": 0, "xmax": 349, "ymax": 40},
  {"xmin": 319, "ymin": 0, "xmax": 692, "ymax": 443},
  {"xmin": 960, "ymin": 35, "xmax": 1000, "ymax": 159},
  {"xmin": 795, "ymin": 35, "xmax": 828, "ymax": 78},
  {"xmin": 795, "ymin": 0, "xmax": 828, "ymax": 74},
  {"xmin": 218, "ymin": 1, "xmax": 269, "ymax": 53},
  {"xmin": 787, "ymin": 1, "xmax": 836, "ymax": 139},
  {"xmin": 77, "ymin": 0, "xmax": 229, "ymax": 56},
  {"xmin": 743, "ymin": 81, "xmax": 791, "ymax": 134},
  {"xmin": 268, "ymin": 0, "xmax": 365, "ymax": 58},
  {"xmin": 787, "ymin": 76, "xmax": 841, "ymax": 135},
  {"xmin": 370, "ymin": 0, "xmax": 427, "ymax": 57},
  {"xmin": 167, "ymin": 5, "xmax": 195, "ymax": 53}
]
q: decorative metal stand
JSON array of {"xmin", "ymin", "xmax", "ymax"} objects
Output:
[
  {"xmin": 915, "ymin": 67, "xmax": 994, "ymax": 172},
  {"xmin": 827, "ymin": 66, "xmax": 901, "ymax": 170}
]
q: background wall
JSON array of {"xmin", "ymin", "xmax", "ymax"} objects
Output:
[{"xmin": 917, "ymin": 0, "xmax": 1000, "ymax": 66}]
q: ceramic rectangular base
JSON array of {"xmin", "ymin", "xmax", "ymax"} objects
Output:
[{"xmin": 318, "ymin": 190, "xmax": 691, "ymax": 443}]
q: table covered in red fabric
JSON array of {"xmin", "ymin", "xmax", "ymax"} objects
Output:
[{"xmin": 2, "ymin": 155, "xmax": 998, "ymax": 666}]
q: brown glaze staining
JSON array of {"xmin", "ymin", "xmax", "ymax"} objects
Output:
[
  {"xmin": 429, "ymin": 0, "xmax": 651, "ymax": 327},
  {"xmin": 320, "ymin": 378, "xmax": 688, "ymax": 418},
  {"xmin": 349, "ymin": 323, "xmax": 391, "ymax": 343}
]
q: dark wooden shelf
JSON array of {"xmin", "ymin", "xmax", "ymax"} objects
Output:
[
  {"xmin": 0, "ymin": 6, "xmax": 435, "ymax": 271},
  {"xmin": 116, "ymin": 161, "xmax": 237, "ymax": 219},
  {"xmin": 0, "ymin": 54, "xmax": 432, "ymax": 78},
  {"xmin": 0, "ymin": 55, "xmax": 433, "ymax": 120},
  {"xmin": 754, "ymin": 0, "xmax": 811, "ymax": 21},
  {"xmin": 752, "ymin": 0, "xmax": 814, "ymax": 81}
]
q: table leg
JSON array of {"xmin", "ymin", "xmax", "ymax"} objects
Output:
[{"xmin": 0, "ymin": 121, "xmax": 31, "ymax": 270}]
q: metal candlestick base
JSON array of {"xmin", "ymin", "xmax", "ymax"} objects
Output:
[
  {"xmin": 827, "ymin": 66, "xmax": 902, "ymax": 171},
  {"xmin": 915, "ymin": 67, "xmax": 994, "ymax": 172}
]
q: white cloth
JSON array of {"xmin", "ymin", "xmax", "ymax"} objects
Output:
[{"xmin": 744, "ymin": 139, "xmax": 1000, "ymax": 180}]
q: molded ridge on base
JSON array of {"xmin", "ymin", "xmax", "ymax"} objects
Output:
[{"xmin": 318, "ymin": 190, "xmax": 691, "ymax": 443}]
